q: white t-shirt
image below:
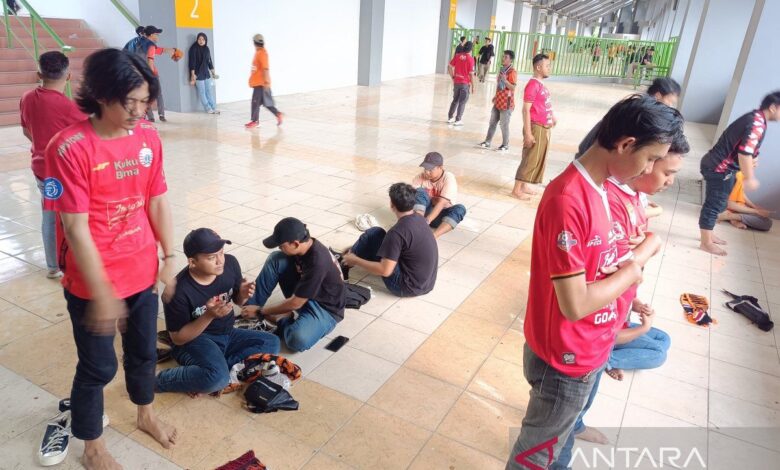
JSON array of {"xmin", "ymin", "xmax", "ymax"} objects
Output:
[{"xmin": 412, "ymin": 171, "xmax": 458, "ymax": 205}]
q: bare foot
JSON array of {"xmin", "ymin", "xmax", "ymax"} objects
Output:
[
  {"xmin": 82, "ymin": 447, "xmax": 122, "ymax": 470},
  {"xmin": 712, "ymin": 234, "xmax": 728, "ymax": 245},
  {"xmin": 606, "ymin": 368, "xmax": 624, "ymax": 381},
  {"xmin": 137, "ymin": 414, "xmax": 178, "ymax": 449},
  {"xmin": 187, "ymin": 392, "xmax": 202, "ymax": 399},
  {"xmin": 576, "ymin": 426, "xmax": 610, "ymax": 445},
  {"xmin": 510, "ymin": 191, "xmax": 532, "ymax": 200},
  {"xmin": 729, "ymin": 220, "xmax": 748, "ymax": 230},
  {"xmin": 700, "ymin": 242, "xmax": 727, "ymax": 256},
  {"xmin": 522, "ymin": 187, "xmax": 539, "ymax": 195}
]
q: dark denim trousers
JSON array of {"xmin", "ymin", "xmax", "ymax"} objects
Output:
[
  {"xmin": 350, "ymin": 227, "xmax": 405, "ymax": 296},
  {"xmin": 413, "ymin": 188, "xmax": 467, "ymax": 229},
  {"xmin": 155, "ymin": 328, "xmax": 280, "ymax": 394},
  {"xmin": 698, "ymin": 168, "xmax": 735, "ymax": 230},
  {"xmin": 506, "ymin": 343, "xmax": 603, "ymax": 470},
  {"xmin": 246, "ymin": 251, "xmax": 337, "ymax": 352},
  {"xmin": 65, "ymin": 287, "xmax": 158, "ymax": 440}
]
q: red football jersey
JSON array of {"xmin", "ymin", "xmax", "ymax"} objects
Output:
[
  {"xmin": 524, "ymin": 161, "xmax": 620, "ymax": 377},
  {"xmin": 43, "ymin": 119, "xmax": 167, "ymax": 299}
]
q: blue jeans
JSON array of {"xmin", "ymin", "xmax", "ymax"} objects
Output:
[
  {"xmin": 413, "ymin": 188, "xmax": 467, "ymax": 229},
  {"xmin": 65, "ymin": 287, "xmax": 158, "ymax": 440},
  {"xmin": 35, "ymin": 177, "xmax": 57, "ymax": 271},
  {"xmin": 506, "ymin": 344, "xmax": 603, "ymax": 470},
  {"xmin": 699, "ymin": 168, "xmax": 735, "ymax": 230},
  {"xmin": 350, "ymin": 227, "xmax": 405, "ymax": 296},
  {"xmin": 247, "ymin": 251, "xmax": 338, "ymax": 352},
  {"xmin": 155, "ymin": 328, "xmax": 280, "ymax": 394},
  {"xmin": 608, "ymin": 324, "xmax": 671, "ymax": 370},
  {"xmin": 195, "ymin": 78, "xmax": 216, "ymax": 112}
]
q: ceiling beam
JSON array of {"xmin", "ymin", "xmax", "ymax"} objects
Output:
[
  {"xmin": 581, "ymin": 0, "xmax": 633, "ymax": 21},
  {"xmin": 562, "ymin": 0, "xmax": 604, "ymax": 17},
  {"xmin": 550, "ymin": 0, "xmax": 580, "ymax": 11},
  {"xmin": 573, "ymin": 1, "xmax": 618, "ymax": 19}
]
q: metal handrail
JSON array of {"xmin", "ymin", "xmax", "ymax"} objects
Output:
[
  {"xmin": 1, "ymin": 0, "xmax": 75, "ymax": 96},
  {"xmin": 109, "ymin": 0, "xmax": 140, "ymax": 29}
]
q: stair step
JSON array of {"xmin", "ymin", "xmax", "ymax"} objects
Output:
[
  {"xmin": 0, "ymin": 111, "xmax": 21, "ymax": 126},
  {"xmin": 0, "ymin": 98, "xmax": 19, "ymax": 113},
  {"xmin": 0, "ymin": 57, "xmax": 84, "ymax": 72},
  {"xmin": 0, "ymin": 47, "xmax": 103, "ymax": 60},
  {"xmin": 0, "ymin": 71, "xmax": 38, "ymax": 84},
  {"xmin": 1, "ymin": 16, "xmax": 86, "ymax": 29},
  {"xmin": 0, "ymin": 83, "xmax": 36, "ymax": 99},
  {"xmin": 0, "ymin": 36, "xmax": 104, "ymax": 49},
  {"xmin": 0, "ymin": 26, "xmax": 99, "ymax": 39}
]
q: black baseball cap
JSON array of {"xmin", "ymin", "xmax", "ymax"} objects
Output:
[
  {"xmin": 420, "ymin": 151, "xmax": 444, "ymax": 170},
  {"xmin": 263, "ymin": 217, "xmax": 309, "ymax": 249},
  {"xmin": 183, "ymin": 228, "xmax": 231, "ymax": 258},
  {"xmin": 144, "ymin": 25, "xmax": 163, "ymax": 36}
]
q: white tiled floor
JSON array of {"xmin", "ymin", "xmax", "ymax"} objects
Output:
[{"xmin": 0, "ymin": 74, "xmax": 779, "ymax": 468}]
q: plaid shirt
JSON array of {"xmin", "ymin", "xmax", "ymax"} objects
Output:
[{"xmin": 493, "ymin": 67, "xmax": 517, "ymax": 110}]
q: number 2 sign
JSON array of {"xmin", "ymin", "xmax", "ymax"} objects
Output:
[{"xmin": 175, "ymin": 0, "xmax": 213, "ymax": 28}]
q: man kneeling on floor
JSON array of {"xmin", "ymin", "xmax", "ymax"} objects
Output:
[
  {"xmin": 342, "ymin": 183, "xmax": 438, "ymax": 297},
  {"xmin": 241, "ymin": 217, "xmax": 346, "ymax": 352},
  {"xmin": 412, "ymin": 152, "xmax": 467, "ymax": 239},
  {"xmin": 156, "ymin": 228, "xmax": 280, "ymax": 396}
]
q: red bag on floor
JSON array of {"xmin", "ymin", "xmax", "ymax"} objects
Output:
[{"xmin": 214, "ymin": 450, "xmax": 266, "ymax": 470}]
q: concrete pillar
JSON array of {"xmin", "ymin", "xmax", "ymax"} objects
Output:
[
  {"xmin": 511, "ymin": 1, "xmax": 524, "ymax": 32},
  {"xmin": 670, "ymin": 0, "xmax": 689, "ymax": 37},
  {"xmin": 357, "ymin": 0, "xmax": 385, "ymax": 86},
  {"xmin": 717, "ymin": 0, "xmax": 780, "ymax": 213},
  {"xmin": 138, "ymin": 0, "xmax": 215, "ymax": 113},
  {"xmin": 679, "ymin": 0, "xmax": 756, "ymax": 123},
  {"xmin": 529, "ymin": 6, "xmax": 542, "ymax": 34},
  {"xmin": 545, "ymin": 12, "xmax": 557, "ymax": 34},
  {"xmin": 670, "ymin": 0, "xmax": 703, "ymax": 83},
  {"xmin": 475, "ymin": 0, "xmax": 497, "ymax": 31},
  {"xmin": 436, "ymin": 0, "xmax": 452, "ymax": 74}
]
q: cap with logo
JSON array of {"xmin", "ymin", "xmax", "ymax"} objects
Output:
[
  {"xmin": 420, "ymin": 152, "xmax": 444, "ymax": 170},
  {"xmin": 183, "ymin": 228, "xmax": 232, "ymax": 258},
  {"xmin": 144, "ymin": 25, "xmax": 163, "ymax": 36},
  {"xmin": 253, "ymin": 33, "xmax": 265, "ymax": 44},
  {"xmin": 263, "ymin": 217, "xmax": 309, "ymax": 249}
]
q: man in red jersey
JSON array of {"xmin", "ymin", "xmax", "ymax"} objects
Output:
[
  {"xmin": 506, "ymin": 94, "xmax": 684, "ymax": 470},
  {"xmin": 19, "ymin": 51, "xmax": 86, "ymax": 279},
  {"xmin": 44, "ymin": 49, "xmax": 177, "ymax": 469},
  {"xmin": 447, "ymin": 40, "xmax": 475, "ymax": 126}
]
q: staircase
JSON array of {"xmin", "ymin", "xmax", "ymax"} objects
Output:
[{"xmin": 0, "ymin": 16, "xmax": 105, "ymax": 126}]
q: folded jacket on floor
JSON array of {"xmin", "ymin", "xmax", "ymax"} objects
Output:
[{"xmin": 723, "ymin": 289, "xmax": 774, "ymax": 331}]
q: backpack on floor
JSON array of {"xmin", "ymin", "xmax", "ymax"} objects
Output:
[
  {"xmin": 723, "ymin": 290, "xmax": 774, "ymax": 332},
  {"xmin": 345, "ymin": 283, "xmax": 372, "ymax": 309},
  {"xmin": 244, "ymin": 376, "xmax": 299, "ymax": 414}
]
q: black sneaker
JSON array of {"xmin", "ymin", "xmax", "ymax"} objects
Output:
[
  {"xmin": 478, "ymin": 141, "xmax": 490, "ymax": 149},
  {"xmin": 159, "ymin": 116, "xmax": 167, "ymax": 122},
  {"xmin": 38, "ymin": 411, "xmax": 70, "ymax": 467},
  {"xmin": 497, "ymin": 145, "xmax": 509, "ymax": 151},
  {"xmin": 329, "ymin": 247, "xmax": 351, "ymax": 280}
]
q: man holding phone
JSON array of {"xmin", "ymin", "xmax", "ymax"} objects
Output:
[{"xmin": 155, "ymin": 228, "xmax": 280, "ymax": 396}]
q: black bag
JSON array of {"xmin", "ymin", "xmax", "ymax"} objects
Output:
[
  {"xmin": 723, "ymin": 290, "xmax": 774, "ymax": 332},
  {"xmin": 345, "ymin": 283, "xmax": 372, "ymax": 309},
  {"xmin": 243, "ymin": 376, "xmax": 299, "ymax": 413}
]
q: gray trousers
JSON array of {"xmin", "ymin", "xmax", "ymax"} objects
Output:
[
  {"xmin": 485, "ymin": 106, "xmax": 512, "ymax": 147},
  {"xmin": 146, "ymin": 84, "xmax": 164, "ymax": 120},
  {"xmin": 741, "ymin": 213, "xmax": 773, "ymax": 231},
  {"xmin": 477, "ymin": 62, "xmax": 489, "ymax": 81},
  {"xmin": 448, "ymin": 84, "xmax": 470, "ymax": 121}
]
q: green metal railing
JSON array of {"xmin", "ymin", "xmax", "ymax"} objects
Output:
[
  {"xmin": 453, "ymin": 28, "xmax": 678, "ymax": 82},
  {"xmin": 109, "ymin": 0, "xmax": 140, "ymax": 29},
  {"xmin": 1, "ymin": 0, "xmax": 74, "ymax": 96}
]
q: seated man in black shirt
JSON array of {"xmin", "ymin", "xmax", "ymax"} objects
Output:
[
  {"xmin": 155, "ymin": 228, "xmax": 280, "ymax": 395},
  {"xmin": 241, "ymin": 217, "xmax": 346, "ymax": 352},
  {"xmin": 342, "ymin": 183, "xmax": 438, "ymax": 297}
]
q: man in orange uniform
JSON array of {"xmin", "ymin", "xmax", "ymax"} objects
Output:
[{"xmin": 245, "ymin": 34, "xmax": 283, "ymax": 129}]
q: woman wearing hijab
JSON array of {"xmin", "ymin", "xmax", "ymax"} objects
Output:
[{"xmin": 188, "ymin": 32, "xmax": 219, "ymax": 114}]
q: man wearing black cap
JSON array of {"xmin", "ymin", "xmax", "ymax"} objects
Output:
[
  {"xmin": 144, "ymin": 25, "xmax": 169, "ymax": 122},
  {"xmin": 342, "ymin": 183, "xmax": 438, "ymax": 297},
  {"xmin": 155, "ymin": 228, "xmax": 280, "ymax": 395},
  {"xmin": 412, "ymin": 152, "xmax": 467, "ymax": 239},
  {"xmin": 241, "ymin": 218, "xmax": 346, "ymax": 352}
]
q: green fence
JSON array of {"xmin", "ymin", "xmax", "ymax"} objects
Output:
[{"xmin": 453, "ymin": 28, "xmax": 678, "ymax": 81}]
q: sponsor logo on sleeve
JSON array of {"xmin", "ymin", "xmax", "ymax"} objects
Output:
[
  {"xmin": 586, "ymin": 235, "xmax": 602, "ymax": 247},
  {"xmin": 43, "ymin": 177, "xmax": 63, "ymax": 200},
  {"xmin": 556, "ymin": 230, "xmax": 577, "ymax": 252}
]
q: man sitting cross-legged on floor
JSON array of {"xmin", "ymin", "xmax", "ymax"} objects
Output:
[
  {"xmin": 412, "ymin": 152, "xmax": 467, "ymax": 239},
  {"xmin": 342, "ymin": 183, "xmax": 438, "ymax": 297},
  {"xmin": 241, "ymin": 217, "xmax": 346, "ymax": 352},
  {"xmin": 156, "ymin": 228, "xmax": 280, "ymax": 396},
  {"xmin": 717, "ymin": 168, "xmax": 774, "ymax": 232}
]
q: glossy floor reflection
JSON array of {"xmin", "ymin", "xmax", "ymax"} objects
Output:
[{"xmin": 0, "ymin": 74, "xmax": 779, "ymax": 469}]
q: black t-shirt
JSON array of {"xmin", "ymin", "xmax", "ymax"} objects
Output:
[
  {"xmin": 478, "ymin": 44, "xmax": 495, "ymax": 65},
  {"xmin": 641, "ymin": 53, "xmax": 653, "ymax": 64},
  {"xmin": 377, "ymin": 214, "xmax": 438, "ymax": 296},
  {"xmin": 701, "ymin": 110, "xmax": 767, "ymax": 174},
  {"xmin": 294, "ymin": 240, "xmax": 346, "ymax": 321},
  {"xmin": 164, "ymin": 254, "xmax": 243, "ymax": 336},
  {"xmin": 575, "ymin": 120, "xmax": 601, "ymax": 160}
]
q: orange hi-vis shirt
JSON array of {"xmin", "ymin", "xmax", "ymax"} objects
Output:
[{"xmin": 249, "ymin": 48, "xmax": 269, "ymax": 87}]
